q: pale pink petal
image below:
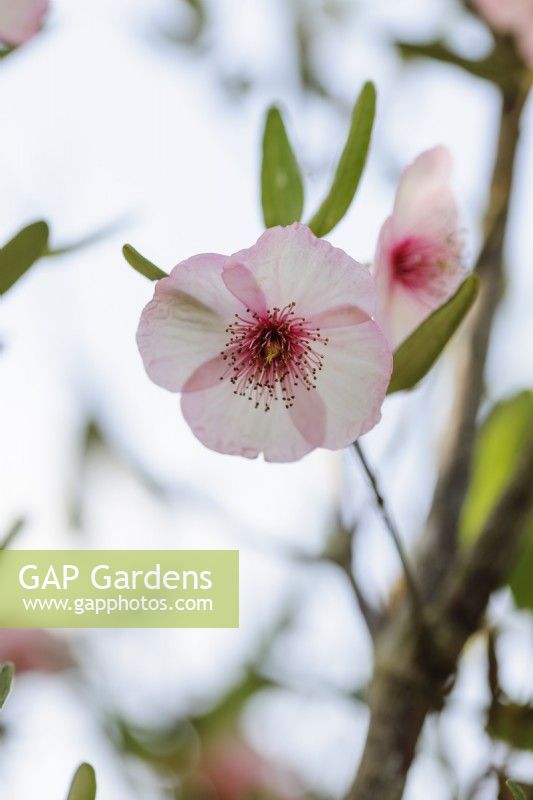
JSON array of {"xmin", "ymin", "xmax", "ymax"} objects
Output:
[
  {"xmin": 377, "ymin": 283, "xmax": 435, "ymax": 347},
  {"xmin": 181, "ymin": 379, "xmax": 315, "ymax": 462},
  {"xmin": 225, "ymin": 223, "xmax": 376, "ymax": 319},
  {"xmin": 0, "ymin": 629, "xmax": 72, "ymax": 673},
  {"xmin": 289, "ymin": 389, "xmax": 327, "ymax": 448},
  {"xmin": 166, "ymin": 253, "xmax": 238, "ymax": 318},
  {"xmin": 309, "ymin": 304, "xmax": 370, "ymax": 329},
  {"xmin": 471, "ymin": 0, "xmax": 533, "ymax": 65},
  {"xmin": 182, "ymin": 355, "xmax": 227, "ymax": 392},
  {"xmin": 393, "ymin": 146, "xmax": 457, "ymax": 237},
  {"xmin": 137, "ymin": 253, "xmax": 238, "ymax": 393},
  {"xmin": 472, "ymin": 0, "xmax": 533, "ymax": 32},
  {"xmin": 222, "ymin": 262, "xmax": 267, "ymax": 315},
  {"xmin": 315, "ymin": 320, "xmax": 392, "ymax": 449},
  {"xmin": 516, "ymin": 16, "xmax": 533, "ymax": 65},
  {"xmin": 0, "ymin": 0, "xmax": 48, "ymax": 45}
]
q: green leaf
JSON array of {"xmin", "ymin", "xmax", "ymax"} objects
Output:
[
  {"xmin": 261, "ymin": 107, "xmax": 304, "ymax": 228},
  {"xmin": 387, "ymin": 275, "xmax": 479, "ymax": 394},
  {"xmin": 459, "ymin": 390, "xmax": 533, "ymax": 609},
  {"xmin": 122, "ymin": 244, "xmax": 167, "ymax": 281},
  {"xmin": 0, "ymin": 662, "xmax": 14, "ymax": 710},
  {"xmin": 0, "ymin": 518, "xmax": 25, "ymax": 551},
  {"xmin": 67, "ymin": 763, "xmax": 97, "ymax": 800},
  {"xmin": 488, "ymin": 702, "xmax": 533, "ymax": 752},
  {"xmin": 0, "ymin": 221, "xmax": 50, "ymax": 295},
  {"xmin": 308, "ymin": 81, "xmax": 376, "ymax": 237},
  {"xmin": 510, "ymin": 530, "xmax": 533, "ymax": 610},
  {"xmin": 461, "ymin": 392, "xmax": 533, "ymax": 543},
  {"xmin": 507, "ymin": 781, "xmax": 528, "ymax": 800}
]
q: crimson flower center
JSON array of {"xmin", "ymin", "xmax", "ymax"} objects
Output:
[
  {"xmin": 390, "ymin": 237, "xmax": 432, "ymax": 289},
  {"xmin": 220, "ymin": 302, "xmax": 328, "ymax": 412}
]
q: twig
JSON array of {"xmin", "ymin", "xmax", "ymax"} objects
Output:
[
  {"xmin": 353, "ymin": 442, "xmax": 423, "ymax": 619},
  {"xmin": 322, "ymin": 516, "xmax": 381, "ymax": 636}
]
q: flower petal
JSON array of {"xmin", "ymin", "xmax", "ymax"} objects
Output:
[
  {"xmin": 182, "ymin": 355, "xmax": 227, "ymax": 393},
  {"xmin": 180, "ymin": 379, "xmax": 316, "ymax": 462},
  {"xmin": 222, "ymin": 262, "xmax": 268, "ymax": 315},
  {"xmin": 392, "ymin": 146, "xmax": 457, "ymax": 238},
  {"xmin": 166, "ymin": 253, "xmax": 238, "ymax": 318},
  {"xmin": 309, "ymin": 304, "xmax": 370, "ymax": 329},
  {"xmin": 137, "ymin": 253, "xmax": 237, "ymax": 392},
  {"xmin": 289, "ymin": 388, "xmax": 327, "ymax": 448},
  {"xmin": 315, "ymin": 320, "xmax": 392, "ymax": 449},
  {"xmin": 225, "ymin": 223, "xmax": 376, "ymax": 319},
  {"xmin": 0, "ymin": 0, "xmax": 48, "ymax": 44}
]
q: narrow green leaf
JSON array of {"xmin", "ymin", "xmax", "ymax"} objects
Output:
[
  {"xmin": 510, "ymin": 531, "xmax": 533, "ymax": 610},
  {"xmin": 387, "ymin": 275, "xmax": 479, "ymax": 394},
  {"xmin": 0, "ymin": 221, "xmax": 50, "ymax": 295},
  {"xmin": 0, "ymin": 662, "xmax": 14, "ymax": 710},
  {"xmin": 308, "ymin": 81, "xmax": 376, "ymax": 237},
  {"xmin": 0, "ymin": 517, "xmax": 25, "ymax": 551},
  {"xmin": 507, "ymin": 781, "xmax": 528, "ymax": 800},
  {"xmin": 459, "ymin": 391, "xmax": 533, "ymax": 608},
  {"xmin": 461, "ymin": 392, "xmax": 533, "ymax": 543},
  {"xmin": 261, "ymin": 107, "xmax": 304, "ymax": 228},
  {"xmin": 122, "ymin": 244, "xmax": 167, "ymax": 281},
  {"xmin": 67, "ymin": 763, "xmax": 97, "ymax": 800}
]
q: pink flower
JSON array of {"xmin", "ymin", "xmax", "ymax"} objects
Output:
[
  {"xmin": 372, "ymin": 146, "xmax": 465, "ymax": 349},
  {"xmin": 471, "ymin": 0, "xmax": 533, "ymax": 66},
  {"xmin": 0, "ymin": 0, "xmax": 48, "ymax": 46},
  {"xmin": 137, "ymin": 224, "xmax": 392, "ymax": 462},
  {"xmin": 196, "ymin": 738, "xmax": 304, "ymax": 800},
  {"xmin": 0, "ymin": 629, "xmax": 72, "ymax": 674}
]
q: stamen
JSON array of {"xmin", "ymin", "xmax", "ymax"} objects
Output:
[{"xmin": 219, "ymin": 303, "xmax": 327, "ymax": 411}]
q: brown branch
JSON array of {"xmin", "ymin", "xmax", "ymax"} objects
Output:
[{"xmin": 346, "ymin": 438, "xmax": 533, "ymax": 800}]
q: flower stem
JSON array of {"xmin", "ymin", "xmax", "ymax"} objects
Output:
[{"xmin": 353, "ymin": 442, "xmax": 423, "ymax": 617}]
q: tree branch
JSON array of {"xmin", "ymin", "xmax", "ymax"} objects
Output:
[{"xmin": 346, "ymin": 437, "xmax": 533, "ymax": 800}]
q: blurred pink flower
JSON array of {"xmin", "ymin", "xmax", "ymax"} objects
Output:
[
  {"xmin": 0, "ymin": 629, "xmax": 72, "ymax": 673},
  {"xmin": 137, "ymin": 224, "xmax": 392, "ymax": 462},
  {"xmin": 472, "ymin": 0, "xmax": 533, "ymax": 65},
  {"xmin": 199, "ymin": 738, "xmax": 303, "ymax": 800},
  {"xmin": 0, "ymin": 0, "xmax": 48, "ymax": 46},
  {"xmin": 372, "ymin": 146, "xmax": 465, "ymax": 348}
]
